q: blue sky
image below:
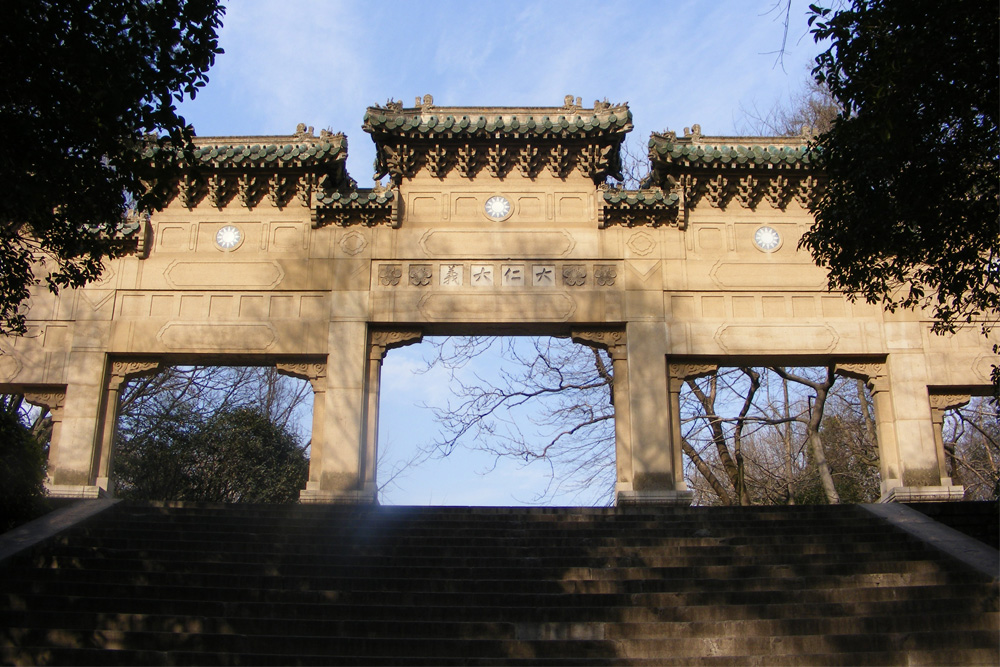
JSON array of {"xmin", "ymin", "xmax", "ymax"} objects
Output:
[{"xmin": 177, "ymin": 1, "xmax": 828, "ymax": 505}]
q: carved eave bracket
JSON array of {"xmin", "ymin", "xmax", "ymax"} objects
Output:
[
  {"xmin": 598, "ymin": 187, "xmax": 682, "ymax": 229},
  {"xmin": 312, "ymin": 185, "xmax": 399, "ymax": 229},
  {"xmin": 646, "ymin": 131, "xmax": 824, "ymax": 213}
]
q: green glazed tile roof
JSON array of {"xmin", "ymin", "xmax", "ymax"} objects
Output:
[
  {"xmin": 602, "ymin": 188, "xmax": 679, "ymax": 207},
  {"xmin": 364, "ymin": 101, "xmax": 632, "ymax": 140},
  {"xmin": 145, "ymin": 133, "xmax": 348, "ymax": 170},
  {"xmin": 648, "ymin": 132, "xmax": 814, "ymax": 169},
  {"xmin": 314, "ymin": 187, "xmax": 394, "ymax": 208}
]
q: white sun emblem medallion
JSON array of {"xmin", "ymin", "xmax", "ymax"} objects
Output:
[
  {"xmin": 215, "ymin": 225, "xmax": 242, "ymax": 251},
  {"xmin": 753, "ymin": 226, "xmax": 781, "ymax": 252},
  {"xmin": 484, "ymin": 195, "xmax": 512, "ymax": 221}
]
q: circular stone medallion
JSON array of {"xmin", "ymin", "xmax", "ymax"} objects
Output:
[
  {"xmin": 215, "ymin": 225, "xmax": 243, "ymax": 251},
  {"xmin": 753, "ymin": 225, "xmax": 781, "ymax": 252},
  {"xmin": 484, "ymin": 195, "xmax": 512, "ymax": 221}
]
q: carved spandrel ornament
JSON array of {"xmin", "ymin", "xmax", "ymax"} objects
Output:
[
  {"xmin": 928, "ymin": 393, "xmax": 972, "ymax": 412},
  {"xmin": 834, "ymin": 362, "xmax": 889, "ymax": 393},
  {"xmin": 571, "ymin": 329, "xmax": 627, "ymax": 359},
  {"xmin": 109, "ymin": 360, "xmax": 163, "ymax": 390},
  {"xmin": 370, "ymin": 329, "xmax": 423, "ymax": 360},
  {"xmin": 276, "ymin": 362, "xmax": 327, "ymax": 388},
  {"xmin": 22, "ymin": 389, "xmax": 67, "ymax": 414},
  {"xmin": 668, "ymin": 363, "xmax": 718, "ymax": 384}
]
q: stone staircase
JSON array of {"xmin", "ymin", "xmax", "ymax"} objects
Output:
[{"xmin": 1, "ymin": 502, "xmax": 997, "ymax": 665}]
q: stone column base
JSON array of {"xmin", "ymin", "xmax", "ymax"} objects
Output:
[
  {"xmin": 616, "ymin": 490, "xmax": 694, "ymax": 506},
  {"xmin": 880, "ymin": 485, "xmax": 965, "ymax": 503},
  {"xmin": 45, "ymin": 484, "xmax": 104, "ymax": 499},
  {"xmin": 299, "ymin": 489, "xmax": 377, "ymax": 504}
]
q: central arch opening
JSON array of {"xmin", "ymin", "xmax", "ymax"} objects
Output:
[{"xmin": 377, "ymin": 335, "xmax": 616, "ymax": 506}]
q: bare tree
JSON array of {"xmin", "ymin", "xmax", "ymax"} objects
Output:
[{"xmin": 943, "ymin": 398, "xmax": 1000, "ymax": 500}]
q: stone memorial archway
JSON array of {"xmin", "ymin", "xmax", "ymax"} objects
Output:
[{"xmin": 1, "ymin": 97, "xmax": 994, "ymax": 504}]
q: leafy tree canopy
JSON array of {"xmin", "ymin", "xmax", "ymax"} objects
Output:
[
  {"xmin": 0, "ymin": 0, "xmax": 225, "ymax": 334},
  {"xmin": 115, "ymin": 406, "xmax": 309, "ymax": 503},
  {"xmin": 802, "ymin": 0, "xmax": 999, "ymax": 335}
]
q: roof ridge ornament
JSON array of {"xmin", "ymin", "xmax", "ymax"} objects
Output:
[{"xmin": 416, "ymin": 94, "xmax": 434, "ymax": 112}]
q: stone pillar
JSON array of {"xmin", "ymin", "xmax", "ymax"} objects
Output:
[
  {"xmin": 667, "ymin": 361, "xmax": 718, "ymax": 493},
  {"xmin": 928, "ymin": 392, "xmax": 972, "ymax": 488},
  {"xmin": 295, "ymin": 321, "xmax": 368, "ymax": 503},
  {"xmin": 94, "ymin": 360, "xmax": 162, "ymax": 495},
  {"xmin": 835, "ymin": 360, "xmax": 963, "ymax": 502},
  {"xmin": 22, "ymin": 387, "xmax": 66, "ymax": 485},
  {"xmin": 574, "ymin": 324, "xmax": 692, "ymax": 506},
  {"xmin": 362, "ymin": 329, "xmax": 423, "ymax": 498},
  {"xmin": 572, "ymin": 328, "xmax": 632, "ymax": 498},
  {"xmin": 275, "ymin": 361, "xmax": 328, "ymax": 498}
]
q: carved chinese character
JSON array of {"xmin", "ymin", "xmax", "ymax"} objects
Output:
[
  {"xmin": 440, "ymin": 264, "xmax": 463, "ymax": 286},
  {"xmin": 562, "ymin": 265, "xmax": 586, "ymax": 287},
  {"xmin": 501, "ymin": 265, "xmax": 524, "ymax": 286},
  {"xmin": 471, "ymin": 264, "xmax": 494, "ymax": 286},
  {"xmin": 378, "ymin": 264, "xmax": 401, "ymax": 286},
  {"xmin": 532, "ymin": 265, "xmax": 555, "ymax": 287},
  {"xmin": 409, "ymin": 265, "xmax": 432, "ymax": 287}
]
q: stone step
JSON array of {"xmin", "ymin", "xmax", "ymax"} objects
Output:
[
  {"xmin": 3, "ymin": 645, "xmax": 1000, "ymax": 667},
  {"xmin": 5, "ymin": 590, "xmax": 996, "ymax": 623},
  {"xmin": 27, "ymin": 543, "xmax": 939, "ymax": 570},
  {"xmin": 4, "ymin": 609, "xmax": 997, "ymax": 640},
  {"xmin": 3, "ymin": 628, "xmax": 997, "ymax": 659},
  {"xmin": 18, "ymin": 554, "xmax": 955, "ymax": 582}
]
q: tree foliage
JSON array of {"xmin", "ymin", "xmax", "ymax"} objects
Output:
[
  {"xmin": 113, "ymin": 366, "xmax": 312, "ymax": 502},
  {"xmin": 0, "ymin": 0, "xmax": 225, "ymax": 335},
  {"xmin": 0, "ymin": 396, "xmax": 48, "ymax": 531},
  {"xmin": 115, "ymin": 406, "xmax": 309, "ymax": 503},
  {"xmin": 802, "ymin": 0, "xmax": 999, "ymax": 336}
]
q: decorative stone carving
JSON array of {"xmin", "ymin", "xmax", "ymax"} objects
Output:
[
  {"xmin": 548, "ymin": 145, "xmax": 571, "ymax": 178},
  {"xmin": 835, "ymin": 362, "xmax": 889, "ymax": 393},
  {"xmin": 426, "ymin": 144, "xmax": 448, "ymax": 179},
  {"xmin": 237, "ymin": 174, "xmax": 256, "ymax": 209},
  {"xmin": 109, "ymin": 360, "xmax": 162, "ymax": 390},
  {"xmin": 297, "ymin": 173, "xmax": 316, "ymax": 208},
  {"xmin": 22, "ymin": 389, "xmax": 66, "ymax": 414},
  {"xmin": 486, "ymin": 144, "xmax": 508, "ymax": 178},
  {"xmin": 765, "ymin": 175, "xmax": 790, "ymax": 209},
  {"xmin": 668, "ymin": 363, "xmax": 718, "ymax": 384},
  {"xmin": 266, "ymin": 174, "xmax": 291, "ymax": 208},
  {"xmin": 370, "ymin": 329, "xmax": 423, "ymax": 360},
  {"xmin": 276, "ymin": 362, "xmax": 327, "ymax": 390},
  {"xmin": 456, "ymin": 144, "xmax": 477, "ymax": 178},
  {"xmin": 928, "ymin": 394, "xmax": 972, "ymax": 412},
  {"xmin": 704, "ymin": 174, "xmax": 727, "ymax": 208},
  {"xmin": 339, "ymin": 230, "xmax": 367, "ymax": 256},
  {"xmin": 562, "ymin": 265, "xmax": 586, "ymax": 287},
  {"xmin": 594, "ymin": 265, "xmax": 617, "ymax": 286},
  {"xmin": 178, "ymin": 174, "xmax": 199, "ymax": 209},
  {"xmin": 734, "ymin": 175, "xmax": 759, "ymax": 209},
  {"xmin": 516, "ymin": 144, "xmax": 541, "ymax": 178},
  {"xmin": 794, "ymin": 175, "xmax": 821, "ymax": 208},
  {"xmin": 577, "ymin": 144, "xmax": 613, "ymax": 180},
  {"xmin": 383, "ymin": 144, "xmax": 416, "ymax": 180},
  {"xmin": 378, "ymin": 264, "xmax": 402, "ymax": 286},
  {"xmin": 409, "ymin": 265, "xmax": 432, "ymax": 287},
  {"xmin": 205, "ymin": 174, "xmax": 226, "ymax": 209},
  {"xmin": 571, "ymin": 329, "xmax": 627, "ymax": 358}
]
